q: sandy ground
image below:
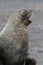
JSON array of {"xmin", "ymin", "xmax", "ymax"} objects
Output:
[{"xmin": 0, "ymin": 10, "xmax": 43, "ymax": 65}]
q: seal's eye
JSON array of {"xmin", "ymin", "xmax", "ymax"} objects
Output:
[
  {"xmin": 21, "ymin": 9, "xmax": 27, "ymax": 15},
  {"xmin": 21, "ymin": 9, "xmax": 27, "ymax": 13},
  {"xmin": 22, "ymin": 11, "xmax": 26, "ymax": 14},
  {"xmin": 21, "ymin": 10, "xmax": 28, "ymax": 20}
]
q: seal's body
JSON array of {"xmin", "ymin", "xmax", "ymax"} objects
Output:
[{"xmin": 0, "ymin": 9, "xmax": 32, "ymax": 65}]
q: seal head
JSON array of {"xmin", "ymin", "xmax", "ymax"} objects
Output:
[{"xmin": 17, "ymin": 9, "xmax": 32, "ymax": 26}]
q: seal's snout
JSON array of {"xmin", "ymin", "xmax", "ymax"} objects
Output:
[{"xmin": 21, "ymin": 9, "xmax": 33, "ymax": 26}]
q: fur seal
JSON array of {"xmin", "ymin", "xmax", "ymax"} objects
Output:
[{"xmin": 0, "ymin": 9, "xmax": 35, "ymax": 65}]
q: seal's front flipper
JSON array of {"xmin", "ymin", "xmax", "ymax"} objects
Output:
[{"xmin": 25, "ymin": 58, "xmax": 36, "ymax": 65}]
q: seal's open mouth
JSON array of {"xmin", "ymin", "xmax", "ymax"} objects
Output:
[
  {"xmin": 25, "ymin": 20, "xmax": 32, "ymax": 26},
  {"xmin": 23, "ymin": 18, "xmax": 32, "ymax": 26}
]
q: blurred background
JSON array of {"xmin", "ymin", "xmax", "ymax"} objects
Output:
[{"xmin": 0, "ymin": 0, "xmax": 43, "ymax": 65}]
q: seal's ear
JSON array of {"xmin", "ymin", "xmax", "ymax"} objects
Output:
[{"xmin": 25, "ymin": 58, "xmax": 36, "ymax": 65}]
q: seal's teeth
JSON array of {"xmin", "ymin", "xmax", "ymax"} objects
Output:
[{"xmin": 29, "ymin": 16, "xmax": 32, "ymax": 21}]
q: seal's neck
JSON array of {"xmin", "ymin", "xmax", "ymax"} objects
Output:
[
  {"xmin": 0, "ymin": 16, "xmax": 24, "ymax": 37},
  {"xmin": 0, "ymin": 12, "xmax": 19, "ymax": 34}
]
